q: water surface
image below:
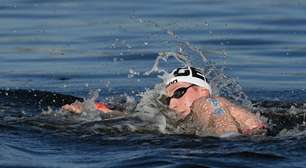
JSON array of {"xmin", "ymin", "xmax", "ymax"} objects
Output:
[{"xmin": 1, "ymin": 0, "xmax": 306, "ymax": 167}]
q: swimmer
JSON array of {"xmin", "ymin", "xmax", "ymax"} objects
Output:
[
  {"xmin": 62, "ymin": 66, "xmax": 267, "ymax": 137},
  {"xmin": 161, "ymin": 66, "xmax": 267, "ymax": 136}
]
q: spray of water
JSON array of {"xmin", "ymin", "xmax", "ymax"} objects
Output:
[
  {"xmin": 43, "ymin": 32, "xmax": 253, "ymax": 135},
  {"xmin": 41, "ymin": 90, "xmax": 104, "ymax": 122}
]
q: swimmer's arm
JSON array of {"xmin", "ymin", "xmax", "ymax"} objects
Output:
[
  {"xmin": 95, "ymin": 103, "xmax": 128, "ymax": 117},
  {"xmin": 62, "ymin": 102, "xmax": 112, "ymax": 113},
  {"xmin": 219, "ymin": 97, "xmax": 267, "ymax": 135}
]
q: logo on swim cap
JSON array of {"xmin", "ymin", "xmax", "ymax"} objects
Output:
[{"xmin": 166, "ymin": 66, "xmax": 212, "ymax": 94}]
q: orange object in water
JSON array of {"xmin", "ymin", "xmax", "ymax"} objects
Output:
[{"xmin": 95, "ymin": 102, "xmax": 112, "ymax": 113}]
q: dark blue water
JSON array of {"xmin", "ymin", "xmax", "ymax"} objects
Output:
[{"xmin": 1, "ymin": 0, "xmax": 306, "ymax": 167}]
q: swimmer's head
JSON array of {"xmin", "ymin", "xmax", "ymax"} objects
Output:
[
  {"xmin": 161, "ymin": 66, "xmax": 212, "ymax": 119},
  {"xmin": 165, "ymin": 66, "xmax": 212, "ymax": 95}
]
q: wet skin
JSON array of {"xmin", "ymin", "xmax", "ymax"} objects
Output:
[
  {"xmin": 165, "ymin": 82, "xmax": 267, "ymax": 136},
  {"xmin": 165, "ymin": 82, "xmax": 210, "ymax": 119}
]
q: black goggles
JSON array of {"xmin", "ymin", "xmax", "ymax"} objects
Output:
[{"xmin": 159, "ymin": 84, "xmax": 196, "ymax": 105}]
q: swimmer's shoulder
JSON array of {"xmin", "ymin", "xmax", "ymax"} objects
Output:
[
  {"xmin": 192, "ymin": 96, "xmax": 229, "ymax": 109},
  {"xmin": 191, "ymin": 96, "xmax": 226, "ymax": 117},
  {"xmin": 212, "ymin": 96, "xmax": 231, "ymax": 107}
]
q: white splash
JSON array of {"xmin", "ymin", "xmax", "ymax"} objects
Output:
[{"xmin": 42, "ymin": 90, "xmax": 103, "ymax": 122}]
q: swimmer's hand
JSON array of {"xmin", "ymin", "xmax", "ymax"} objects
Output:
[
  {"xmin": 61, "ymin": 102, "xmax": 112, "ymax": 113},
  {"xmin": 62, "ymin": 102, "xmax": 83, "ymax": 114}
]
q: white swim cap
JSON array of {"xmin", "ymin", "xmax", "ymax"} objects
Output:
[{"xmin": 166, "ymin": 66, "xmax": 212, "ymax": 94}]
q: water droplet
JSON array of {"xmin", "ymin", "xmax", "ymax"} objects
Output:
[
  {"xmin": 128, "ymin": 68, "xmax": 140, "ymax": 78},
  {"xmin": 204, "ymin": 21, "xmax": 209, "ymax": 26},
  {"xmin": 179, "ymin": 47, "xmax": 183, "ymax": 53}
]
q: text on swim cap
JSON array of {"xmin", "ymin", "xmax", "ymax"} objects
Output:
[
  {"xmin": 190, "ymin": 67, "xmax": 206, "ymax": 81},
  {"xmin": 166, "ymin": 79, "xmax": 177, "ymax": 88},
  {"xmin": 174, "ymin": 68, "xmax": 190, "ymax": 76},
  {"xmin": 174, "ymin": 67, "xmax": 207, "ymax": 82}
]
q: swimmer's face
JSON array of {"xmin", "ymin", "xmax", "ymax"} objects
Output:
[{"xmin": 165, "ymin": 82, "xmax": 210, "ymax": 119}]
